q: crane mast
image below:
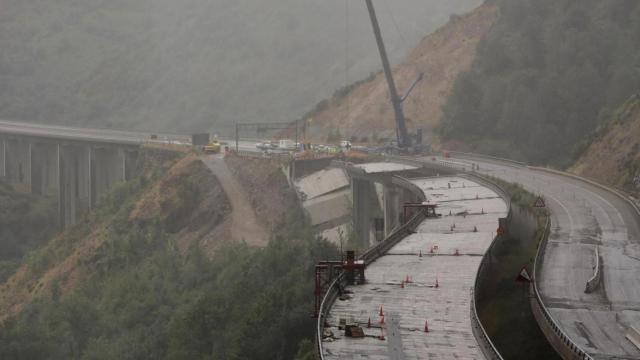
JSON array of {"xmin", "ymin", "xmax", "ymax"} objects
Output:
[{"xmin": 364, "ymin": 0, "xmax": 411, "ymax": 149}]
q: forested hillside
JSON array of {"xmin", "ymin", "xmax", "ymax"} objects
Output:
[
  {"xmin": 0, "ymin": 149, "xmax": 338, "ymax": 359},
  {"xmin": 0, "ymin": 0, "xmax": 477, "ymax": 133},
  {"xmin": 440, "ymin": 0, "xmax": 640, "ymax": 166}
]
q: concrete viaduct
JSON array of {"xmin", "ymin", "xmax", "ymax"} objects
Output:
[{"xmin": 0, "ymin": 120, "xmax": 188, "ymax": 227}]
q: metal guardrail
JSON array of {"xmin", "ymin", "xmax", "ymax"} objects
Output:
[
  {"xmin": 532, "ymin": 217, "xmax": 594, "ymax": 360},
  {"xmin": 446, "ymin": 151, "xmax": 527, "ymax": 167},
  {"xmin": 389, "ymin": 155, "xmax": 467, "ymax": 174},
  {"xmin": 391, "ymin": 175, "xmax": 427, "ymax": 203},
  {"xmin": 528, "ymin": 166, "xmax": 640, "ymax": 220},
  {"xmin": 314, "ymin": 208, "xmax": 427, "ymax": 359},
  {"xmin": 444, "ymin": 154, "xmax": 595, "ymax": 359},
  {"xmin": 234, "ymin": 149, "xmax": 291, "ymax": 159}
]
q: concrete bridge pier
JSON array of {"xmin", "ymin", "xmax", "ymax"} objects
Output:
[
  {"xmin": 383, "ymin": 184, "xmax": 401, "ymax": 237},
  {"xmin": 0, "ymin": 138, "xmax": 5, "ymax": 178},
  {"xmin": 91, "ymin": 147, "xmax": 139, "ymax": 207},
  {"xmin": 30, "ymin": 142, "xmax": 59, "ymax": 196},
  {"xmin": 352, "ymin": 178, "xmax": 377, "ymax": 247},
  {"xmin": 58, "ymin": 144, "xmax": 92, "ymax": 226},
  {"xmin": 92, "ymin": 147, "xmax": 125, "ymax": 206},
  {"xmin": 4, "ymin": 138, "xmax": 32, "ymax": 191}
]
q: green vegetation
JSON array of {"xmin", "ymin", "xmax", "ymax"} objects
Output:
[
  {"xmin": 0, "ymin": 182, "xmax": 57, "ymax": 282},
  {"xmin": 441, "ymin": 0, "xmax": 640, "ymax": 167},
  {"xmin": 0, "ymin": 156, "xmax": 338, "ymax": 360}
]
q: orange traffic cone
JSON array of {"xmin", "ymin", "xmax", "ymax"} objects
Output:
[
  {"xmin": 379, "ymin": 305, "xmax": 384, "ymax": 316},
  {"xmin": 424, "ymin": 319, "xmax": 429, "ymax": 333}
]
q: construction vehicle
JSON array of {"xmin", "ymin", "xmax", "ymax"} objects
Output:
[
  {"xmin": 365, "ymin": 0, "xmax": 425, "ymax": 154},
  {"xmin": 203, "ymin": 139, "xmax": 221, "ymax": 154}
]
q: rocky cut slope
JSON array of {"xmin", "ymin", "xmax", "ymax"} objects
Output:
[{"xmin": 303, "ymin": 2, "xmax": 498, "ymax": 142}]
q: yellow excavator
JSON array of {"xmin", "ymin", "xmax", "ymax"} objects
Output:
[{"xmin": 203, "ymin": 139, "xmax": 221, "ymax": 154}]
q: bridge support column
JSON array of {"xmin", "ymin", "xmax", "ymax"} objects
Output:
[
  {"xmin": 92, "ymin": 147, "xmax": 128, "ymax": 205},
  {"xmin": 383, "ymin": 185, "xmax": 401, "ymax": 237},
  {"xmin": 352, "ymin": 178, "xmax": 376, "ymax": 247},
  {"xmin": 123, "ymin": 149, "xmax": 139, "ymax": 181},
  {"xmin": 30, "ymin": 142, "xmax": 59, "ymax": 196},
  {"xmin": 59, "ymin": 144, "xmax": 92, "ymax": 226},
  {"xmin": 4, "ymin": 138, "xmax": 32, "ymax": 191},
  {"xmin": 0, "ymin": 138, "xmax": 5, "ymax": 178}
]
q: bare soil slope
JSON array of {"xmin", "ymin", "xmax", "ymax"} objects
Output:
[
  {"xmin": 571, "ymin": 95, "xmax": 640, "ymax": 193},
  {"xmin": 224, "ymin": 155, "xmax": 300, "ymax": 233},
  {"xmin": 307, "ymin": 2, "xmax": 497, "ymax": 140}
]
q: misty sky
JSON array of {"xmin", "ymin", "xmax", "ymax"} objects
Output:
[{"xmin": 0, "ymin": 0, "xmax": 481, "ymax": 132}]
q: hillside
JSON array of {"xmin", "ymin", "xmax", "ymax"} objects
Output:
[
  {"xmin": 440, "ymin": 0, "xmax": 640, "ymax": 166},
  {"xmin": 0, "ymin": 150, "xmax": 230, "ymax": 322},
  {"xmin": 0, "ymin": 0, "xmax": 478, "ymax": 133},
  {"xmin": 0, "ymin": 149, "xmax": 338, "ymax": 359},
  {"xmin": 571, "ymin": 95, "xmax": 640, "ymax": 193},
  {"xmin": 305, "ymin": 2, "xmax": 497, "ymax": 142},
  {"xmin": 0, "ymin": 183, "xmax": 57, "ymax": 283}
]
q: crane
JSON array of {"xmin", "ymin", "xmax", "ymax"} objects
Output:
[{"xmin": 364, "ymin": 0, "xmax": 422, "ymax": 151}]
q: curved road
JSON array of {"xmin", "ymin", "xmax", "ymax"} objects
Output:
[{"xmin": 434, "ymin": 155, "xmax": 640, "ymax": 359}]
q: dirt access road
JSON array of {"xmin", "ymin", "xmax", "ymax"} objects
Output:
[{"xmin": 202, "ymin": 154, "xmax": 268, "ymax": 247}]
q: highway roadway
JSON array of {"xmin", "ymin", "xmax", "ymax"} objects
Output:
[
  {"xmin": 432, "ymin": 155, "xmax": 640, "ymax": 359},
  {"xmin": 0, "ymin": 119, "xmax": 191, "ymax": 145},
  {"xmin": 5, "ymin": 119, "xmax": 639, "ymax": 358},
  {"xmin": 0, "ymin": 120, "xmax": 264, "ymax": 152}
]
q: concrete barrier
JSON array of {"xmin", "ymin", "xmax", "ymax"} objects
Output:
[
  {"xmin": 528, "ymin": 166, "xmax": 640, "ymax": 220},
  {"xmin": 626, "ymin": 326, "xmax": 640, "ymax": 351},
  {"xmin": 531, "ymin": 218, "xmax": 595, "ymax": 360},
  {"xmin": 465, "ymin": 173, "xmax": 511, "ymax": 360},
  {"xmin": 446, "ymin": 150, "xmax": 527, "ymax": 167},
  {"xmin": 584, "ymin": 246, "xmax": 601, "ymax": 294}
]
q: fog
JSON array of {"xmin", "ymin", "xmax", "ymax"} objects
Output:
[{"xmin": 0, "ymin": 0, "xmax": 480, "ymax": 133}]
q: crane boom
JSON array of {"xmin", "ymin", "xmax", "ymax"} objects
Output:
[{"xmin": 364, "ymin": 0, "xmax": 411, "ymax": 148}]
